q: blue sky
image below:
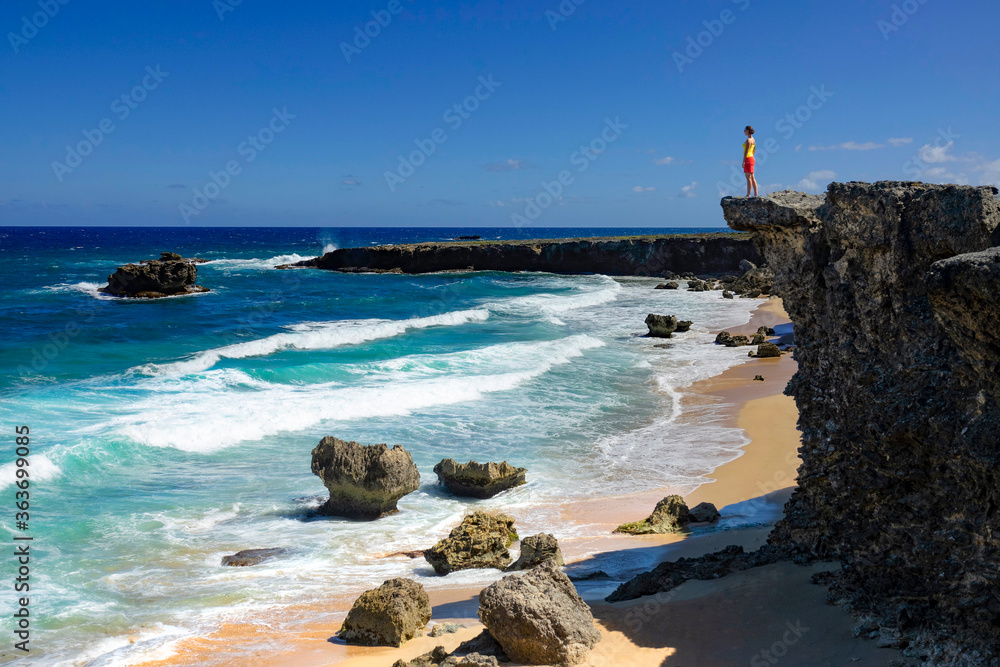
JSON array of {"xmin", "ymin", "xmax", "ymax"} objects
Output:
[{"xmin": 1, "ymin": 0, "xmax": 998, "ymax": 227}]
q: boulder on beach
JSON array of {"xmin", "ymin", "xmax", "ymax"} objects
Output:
[
  {"xmin": 750, "ymin": 342, "xmax": 782, "ymax": 358},
  {"xmin": 339, "ymin": 577, "xmax": 431, "ymax": 647},
  {"xmin": 310, "ymin": 437, "xmax": 421, "ymax": 520},
  {"xmin": 220, "ymin": 547, "xmax": 288, "ymax": 567},
  {"xmin": 722, "ymin": 290, "xmax": 734, "ymax": 299},
  {"xmin": 614, "ymin": 495, "xmax": 691, "ymax": 535},
  {"xmin": 654, "ymin": 281, "xmax": 679, "ymax": 290},
  {"xmin": 433, "ymin": 459, "xmax": 526, "ymax": 499},
  {"xmin": 689, "ymin": 502, "xmax": 720, "ymax": 523},
  {"xmin": 675, "ymin": 320, "xmax": 693, "ymax": 333},
  {"xmin": 478, "ymin": 560, "xmax": 601, "ymax": 666},
  {"xmin": 424, "ymin": 511, "xmax": 518, "ymax": 575},
  {"xmin": 100, "ymin": 252, "xmax": 208, "ymax": 298},
  {"xmin": 715, "ymin": 331, "xmax": 750, "ymax": 347},
  {"xmin": 507, "ymin": 533, "xmax": 564, "ymax": 571},
  {"xmin": 751, "ymin": 332, "xmax": 766, "ymax": 345},
  {"xmin": 644, "ymin": 313, "xmax": 677, "ymax": 338}
]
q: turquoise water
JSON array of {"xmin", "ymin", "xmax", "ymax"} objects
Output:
[{"xmin": 0, "ymin": 227, "xmax": 759, "ymax": 665}]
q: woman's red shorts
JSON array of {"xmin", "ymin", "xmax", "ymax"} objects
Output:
[{"xmin": 743, "ymin": 156, "xmax": 755, "ymax": 174}]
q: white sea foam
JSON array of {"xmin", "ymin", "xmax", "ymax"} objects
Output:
[
  {"xmin": 202, "ymin": 253, "xmax": 311, "ymax": 270},
  {"xmin": 51, "ymin": 624, "xmax": 190, "ymax": 667},
  {"xmin": 0, "ymin": 454, "xmax": 61, "ymax": 490},
  {"xmin": 322, "ymin": 243, "xmax": 339, "ymax": 254},
  {"xmin": 139, "ymin": 308, "xmax": 492, "ymax": 375},
  {"xmin": 117, "ymin": 335, "xmax": 604, "ymax": 452},
  {"xmin": 42, "ymin": 281, "xmax": 115, "ymax": 299}
]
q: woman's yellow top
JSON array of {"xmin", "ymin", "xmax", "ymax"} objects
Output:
[{"xmin": 743, "ymin": 138, "xmax": 755, "ymax": 158}]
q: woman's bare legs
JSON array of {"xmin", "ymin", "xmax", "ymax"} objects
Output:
[{"xmin": 750, "ymin": 172, "xmax": 758, "ymax": 196}]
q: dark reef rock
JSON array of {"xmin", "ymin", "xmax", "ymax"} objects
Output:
[
  {"xmin": 715, "ymin": 182, "xmax": 1000, "ymax": 660},
  {"xmin": 689, "ymin": 502, "xmax": 720, "ymax": 523},
  {"xmin": 432, "ymin": 459, "xmax": 526, "ymax": 499},
  {"xmin": 281, "ymin": 234, "xmax": 762, "ymax": 276},
  {"xmin": 714, "ymin": 331, "xmax": 750, "ymax": 347},
  {"xmin": 675, "ymin": 320, "xmax": 692, "ymax": 332},
  {"xmin": 613, "ymin": 495, "xmax": 690, "ymax": 535},
  {"xmin": 479, "ymin": 561, "xmax": 600, "ymax": 666},
  {"xmin": 220, "ymin": 547, "xmax": 288, "ymax": 566},
  {"xmin": 749, "ymin": 342, "xmax": 781, "ymax": 358},
  {"xmin": 507, "ymin": 533, "xmax": 564, "ymax": 571},
  {"xmin": 424, "ymin": 512, "xmax": 518, "ymax": 575},
  {"xmin": 100, "ymin": 253, "xmax": 208, "ymax": 297},
  {"xmin": 339, "ymin": 578, "xmax": 431, "ymax": 647},
  {"xmin": 310, "ymin": 437, "xmax": 420, "ymax": 520},
  {"xmin": 644, "ymin": 314, "xmax": 678, "ymax": 338},
  {"xmin": 655, "ymin": 281, "xmax": 679, "ymax": 289}
]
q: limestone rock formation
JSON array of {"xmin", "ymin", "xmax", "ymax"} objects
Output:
[
  {"xmin": 656, "ymin": 281, "xmax": 679, "ymax": 289},
  {"xmin": 507, "ymin": 533, "xmax": 564, "ymax": 571},
  {"xmin": 675, "ymin": 320, "xmax": 692, "ymax": 332},
  {"xmin": 310, "ymin": 437, "xmax": 421, "ymax": 520},
  {"xmin": 714, "ymin": 331, "xmax": 749, "ymax": 347},
  {"xmin": 220, "ymin": 547, "xmax": 288, "ymax": 566},
  {"xmin": 716, "ymin": 182, "xmax": 1000, "ymax": 659},
  {"xmin": 424, "ymin": 512, "xmax": 518, "ymax": 575},
  {"xmin": 644, "ymin": 314, "xmax": 677, "ymax": 338},
  {"xmin": 478, "ymin": 561, "xmax": 601, "ymax": 666},
  {"xmin": 689, "ymin": 502, "xmax": 720, "ymax": 523},
  {"xmin": 613, "ymin": 495, "xmax": 690, "ymax": 535},
  {"xmin": 100, "ymin": 253, "xmax": 208, "ymax": 298},
  {"xmin": 339, "ymin": 578, "xmax": 431, "ymax": 647},
  {"xmin": 750, "ymin": 342, "xmax": 781, "ymax": 358},
  {"xmin": 432, "ymin": 459, "xmax": 526, "ymax": 499}
]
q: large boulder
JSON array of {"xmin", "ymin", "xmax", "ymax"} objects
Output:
[
  {"xmin": 715, "ymin": 331, "xmax": 750, "ymax": 347},
  {"xmin": 433, "ymin": 459, "xmax": 526, "ymax": 499},
  {"xmin": 424, "ymin": 512, "xmax": 518, "ymax": 575},
  {"xmin": 478, "ymin": 560, "xmax": 601, "ymax": 666},
  {"xmin": 689, "ymin": 502, "xmax": 720, "ymax": 523},
  {"xmin": 614, "ymin": 495, "xmax": 690, "ymax": 535},
  {"xmin": 339, "ymin": 578, "xmax": 431, "ymax": 647},
  {"xmin": 507, "ymin": 533, "xmax": 564, "ymax": 571},
  {"xmin": 750, "ymin": 342, "xmax": 782, "ymax": 358},
  {"xmin": 310, "ymin": 437, "xmax": 421, "ymax": 520},
  {"xmin": 644, "ymin": 314, "xmax": 677, "ymax": 338},
  {"xmin": 100, "ymin": 254, "xmax": 208, "ymax": 298}
]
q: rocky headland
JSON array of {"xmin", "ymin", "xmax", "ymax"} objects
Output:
[
  {"xmin": 277, "ymin": 233, "xmax": 762, "ymax": 276},
  {"xmin": 610, "ymin": 182, "xmax": 1000, "ymax": 663}
]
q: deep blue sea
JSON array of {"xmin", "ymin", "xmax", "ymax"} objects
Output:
[{"xmin": 0, "ymin": 226, "xmax": 762, "ymax": 665}]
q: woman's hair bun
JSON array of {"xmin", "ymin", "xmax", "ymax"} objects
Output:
[{"xmin": 745, "ymin": 125, "xmax": 755, "ymax": 135}]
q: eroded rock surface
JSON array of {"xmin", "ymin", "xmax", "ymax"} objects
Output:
[
  {"xmin": 644, "ymin": 314, "xmax": 677, "ymax": 338},
  {"xmin": 340, "ymin": 578, "xmax": 431, "ymax": 647},
  {"xmin": 424, "ymin": 512, "xmax": 518, "ymax": 575},
  {"xmin": 100, "ymin": 252, "xmax": 208, "ymax": 297},
  {"xmin": 613, "ymin": 495, "xmax": 690, "ymax": 535},
  {"xmin": 507, "ymin": 533, "xmax": 564, "ymax": 571},
  {"xmin": 311, "ymin": 437, "xmax": 420, "ymax": 520},
  {"xmin": 433, "ymin": 459, "xmax": 526, "ymax": 499},
  {"xmin": 479, "ymin": 561, "xmax": 600, "ymax": 666}
]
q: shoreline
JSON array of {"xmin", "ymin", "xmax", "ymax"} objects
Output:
[{"xmin": 141, "ymin": 296, "xmax": 812, "ymax": 667}]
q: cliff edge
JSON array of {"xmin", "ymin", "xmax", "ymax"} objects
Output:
[{"xmin": 724, "ymin": 182, "xmax": 1000, "ymax": 661}]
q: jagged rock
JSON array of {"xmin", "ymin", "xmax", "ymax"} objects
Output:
[
  {"xmin": 456, "ymin": 654, "xmax": 499, "ymax": 667},
  {"xmin": 750, "ymin": 342, "xmax": 781, "ymax": 358},
  {"xmin": 720, "ymin": 182, "xmax": 1000, "ymax": 659},
  {"xmin": 675, "ymin": 320, "xmax": 692, "ymax": 333},
  {"xmin": 757, "ymin": 326, "xmax": 776, "ymax": 336},
  {"xmin": 340, "ymin": 578, "xmax": 431, "ymax": 647},
  {"xmin": 722, "ymin": 290, "xmax": 734, "ymax": 299},
  {"xmin": 424, "ymin": 512, "xmax": 518, "ymax": 575},
  {"xmin": 392, "ymin": 646, "xmax": 449, "ymax": 667},
  {"xmin": 663, "ymin": 281, "xmax": 680, "ymax": 289},
  {"xmin": 454, "ymin": 630, "xmax": 509, "ymax": 662},
  {"xmin": 751, "ymin": 332, "xmax": 766, "ymax": 345},
  {"xmin": 739, "ymin": 259, "xmax": 757, "ymax": 273},
  {"xmin": 100, "ymin": 254, "xmax": 207, "ymax": 298},
  {"xmin": 433, "ymin": 459, "xmax": 526, "ymax": 499},
  {"xmin": 310, "ymin": 437, "xmax": 420, "ymax": 520},
  {"xmin": 220, "ymin": 547, "xmax": 288, "ymax": 566},
  {"xmin": 429, "ymin": 622, "xmax": 465, "ymax": 637},
  {"xmin": 613, "ymin": 495, "xmax": 690, "ymax": 535},
  {"xmin": 478, "ymin": 561, "xmax": 601, "ymax": 666},
  {"xmin": 715, "ymin": 331, "xmax": 751, "ymax": 347},
  {"xmin": 689, "ymin": 502, "xmax": 720, "ymax": 523},
  {"xmin": 753, "ymin": 374, "xmax": 765, "ymax": 381},
  {"xmin": 644, "ymin": 314, "xmax": 677, "ymax": 338},
  {"xmin": 507, "ymin": 533, "xmax": 564, "ymax": 571}
]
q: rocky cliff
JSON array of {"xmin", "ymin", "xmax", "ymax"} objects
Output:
[
  {"xmin": 280, "ymin": 233, "xmax": 762, "ymax": 276},
  {"xmin": 721, "ymin": 182, "xmax": 1000, "ymax": 661}
]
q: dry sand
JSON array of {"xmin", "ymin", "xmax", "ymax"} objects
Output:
[{"xmin": 142, "ymin": 297, "xmax": 899, "ymax": 666}]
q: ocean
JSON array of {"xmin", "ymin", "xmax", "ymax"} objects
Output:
[{"xmin": 0, "ymin": 226, "xmax": 762, "ymax": 665}]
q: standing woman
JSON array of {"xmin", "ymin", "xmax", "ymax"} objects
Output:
[{"xmin": 743, "ymin": 125, "xmax": 758, "ymax": 197}]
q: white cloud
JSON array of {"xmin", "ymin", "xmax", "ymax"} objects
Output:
[
  {"xmin": 809, "ymin": 141, "xmax": 884, "ymax": 151},
  {"xmin": 918, "ymin": 141, "xmax": 956, "ymax": 164},
  {"xmin": 654, "ymin": 156, "xmax": 675, "ymax": 165},
  {"xmin": 795, "ymin": 170, "xmax": 836, "ymax": 193},
  {"xmin": 679, "ymin": 181, "xmax": 697, "ymax": 198},
  {"xmin": 977, "ymin": 158, "xmax": 1000, "ymax": 187},
  {"xmin": 888, "ymin": 137, "xmax": 913, "ymax": 146},
  {"xmin": 485, "ymin": 159, "xmax": 528, "ymax": 172},
  {"xmin": 631, "ymin": 186, "xmax": 655, "ymax": 193},
  {"xmin": 342, "ymin": 178, "xmax": 361, "ymax": 186}
]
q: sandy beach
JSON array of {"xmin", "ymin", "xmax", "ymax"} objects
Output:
[{"xmin": 142, "ymin": 297, "xmax": 898, "ymax": 667}]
